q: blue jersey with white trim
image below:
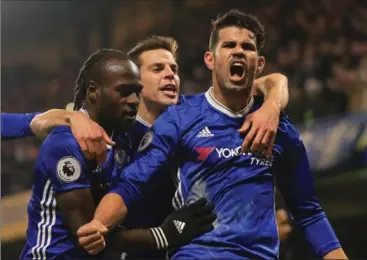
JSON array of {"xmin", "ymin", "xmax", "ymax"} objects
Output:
[
  {"xmin": 20, "ymin": 126, "xmax": 131, "ymax": 260},
  {"xmin": 1, "ymin": 112, "xmax": 40, "ymax": 140},
  {"xmin": 110, "ymin": 88, "xmax": 340, "ymax": 259},
  {"xmin": 119, "ymin": 115, "xmax": 175, "ymax": 259}
]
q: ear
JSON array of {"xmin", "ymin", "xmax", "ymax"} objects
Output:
[
  {"xmin": 256, "ymin": 56, "xmax": 265, "ymax": 76},
  {"xmin": 86, "ymin": 81, "xmax": 100, "ymax": 104},
  {"xmin": 204, "ymin": 51, "xmax": 215, "ymax": 71}
]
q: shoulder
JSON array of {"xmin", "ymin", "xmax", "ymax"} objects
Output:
[{"xmin": 40, "ymin": 126, "xmax": 84, "ymax": 160}]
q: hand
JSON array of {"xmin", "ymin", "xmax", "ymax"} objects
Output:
[
  {"xmin": 70, "ymin": 111, "xmax": 116, "ymax": 165},
  {"xmin": 276, "ymin": 209, "xmax": 292, "ymax": 242},
  {"xmin": 238, "ymin": 100, "xmax": 280, "ymax": 157},
  {"xmin": 150, "ymin": 198, "xmax": 216, "ymax": 249},
  {"xmin": 77, "ymin": 219, "xmax": 108, "ymax": 255}
]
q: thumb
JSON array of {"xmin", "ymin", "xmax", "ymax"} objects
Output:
[
  {"xmin": 238, "ymin": 118, "xmax": 252, "ymax": 134},
  {"xmin": 238, "ymin": 116, "xmax": 252, "ymax": 133},
  {"xmin": 99, "ymin": 225, "xmax": 108, "ymax": 235},
  {"xmin": 103, "ymin": 131, "xmax": 116, "ymax": 146}
]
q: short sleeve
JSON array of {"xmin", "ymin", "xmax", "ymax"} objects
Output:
[{"xmin": 39, "ymin": 126, "xmax": 92, "ymax": 192}]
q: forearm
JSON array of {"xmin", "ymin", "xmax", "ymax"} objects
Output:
[
  {"xmin": 107, "ymin": 227, "xmax": 157, "ymax": 251},
  {"xmin": 323, "ymin": 248, "xmax": 348, "ymax": 259},
  {"xmin": 253, "ymin": 73, "xmax": 289, "ymax": 111},
  {"xmin": 94, "ymin": 192, "xmax": 127, "ymax": 231},
  {"xmin": 30, "ymin": 109, "xmax": 73, "ymax": 138}
]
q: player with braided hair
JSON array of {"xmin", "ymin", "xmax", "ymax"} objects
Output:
[{"xmin": 20, "ymin": 48, "xmax": 216, "ymax": 260}]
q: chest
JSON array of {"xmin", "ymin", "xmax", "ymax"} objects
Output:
[
  {"xmin": 90, "ymin": 143, "xmax": 131, "ymax": 202},
  {"xmin": 180, "ymin": 121, "xmax": 275, "ymax": 170}
]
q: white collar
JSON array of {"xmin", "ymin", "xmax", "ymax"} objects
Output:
[
  {"xmin": 136, "ymin": 115, "xmax": 152, "ymax": 128},
  {"xmin": 205, "ymin": 87, "xmax": 254, "ymax": 118}
]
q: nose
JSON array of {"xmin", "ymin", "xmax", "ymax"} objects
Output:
[
  {"xmin": 164, "ymin": 66, "xmax": 175, "ymax": 80},
  {"xmin": 125, "ymin": 92, "xmax": 140, "ymax": 105},
  {"xmin": 232, "ymin": 45, "xmax": 246, "ymax": 59}
]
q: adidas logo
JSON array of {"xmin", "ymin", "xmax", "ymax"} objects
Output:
[
  {"xmin": 197, "ymin": 127, "xmax": 214, "ymax": 137},
  {"xmin": 173, "ymin": 220, "xmax": 186, "ymax": 234}
]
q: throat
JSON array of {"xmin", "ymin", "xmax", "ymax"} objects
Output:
[{"xmin": 212, "ymin": 86, "xmax": 252, "ymax": 113}]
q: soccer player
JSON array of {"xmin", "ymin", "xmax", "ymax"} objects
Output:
[
  {"xmin": 20, "ymin": 49, "xmax": 216, "ymax": 260},
  {"xmin": 78, "ymin": 10, "xmax": 348, "ymax": 259}
]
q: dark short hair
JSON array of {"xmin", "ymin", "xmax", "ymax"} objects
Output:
[
  {"xmin": 209, "ymin": 9, "xmax": 265, "ymax": 52},
  {"xmin": 128, "ymin": 35, "xmax": 178, "ymax": 67},
  {"xmin": 73, "ymin": 49, "xmax": 129, "ymax": 111}
]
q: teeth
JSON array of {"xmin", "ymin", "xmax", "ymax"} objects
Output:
[{"xmin": 233, "ymin": 62, "xmax": 243, "ymax": 66}]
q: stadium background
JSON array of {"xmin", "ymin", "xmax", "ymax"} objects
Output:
[{"xmin": 1, "ymin": 0, "xmax": 366, "ymax": 259}]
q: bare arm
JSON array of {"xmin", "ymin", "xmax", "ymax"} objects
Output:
[
  {"xmin": 56, "ymin": 188, "xmax": 107, "ymax": 255},
  {"xmin": 252, "ymin": 73, "xmax": 289, "ymax": 111},
  {"xmin": 240, "ymin": 73, "xmax": 289, "ymax": 156},
  {"xmin": 31, "ymin": 109, "xmax": 115, "ymax": 164},
  {"xmin": 30, "ymin": 109, "xmax": 75, "ymax": 139}
]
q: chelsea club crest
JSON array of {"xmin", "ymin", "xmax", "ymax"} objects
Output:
[{"xmin": 114, "ymin": 148, "xmax": 127, "ymax": 168}]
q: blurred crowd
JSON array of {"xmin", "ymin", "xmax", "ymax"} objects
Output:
[{"xmin": 2, "ymin": 0, "xmax": 367, "ymax": 196}]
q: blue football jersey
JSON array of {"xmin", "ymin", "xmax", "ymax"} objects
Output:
[
  {"xmin": 110, "ymin": 88, "xmax": 341, "ymax": 259},
  {"xmin": 20, "ymin": 124, "xmax": 131, "ymax": 260},
  {"xmin": 119, "ymin": 115, "xmax": 175, "ymax": 260},
  {"xmin": 1, "ymin": 112, "xmax": 40, "ymax": 140}
]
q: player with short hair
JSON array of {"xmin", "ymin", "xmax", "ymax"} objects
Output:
[
  {"xmin": 78, "ymin": 10, "xmax": 347, "ymax": 259},
  {"xmin": 4, "ymin": 33, "xmax": 289, "ymax": 259},
  {"xmin": 20, "ymin": 49, "xmax": 216, "ymax": 260}
]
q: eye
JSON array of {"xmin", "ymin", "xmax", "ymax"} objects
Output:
[
  {"xmin": 242, "ymin": 43, "xmax": 256, "ymax": 51},
  {"xmin": 223, "ymin": 42, "xmax": 236, "ymax": 48}
]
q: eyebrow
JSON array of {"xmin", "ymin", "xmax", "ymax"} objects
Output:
[{"xmin": 149, "ymin": 62, "xmax": 178, "ymax": 69}]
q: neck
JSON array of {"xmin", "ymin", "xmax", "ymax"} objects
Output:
[
  {"xmin": 211, "ymin": 83, "xmax": 252, "ymax": 113},
  {"xmin": 137, "ymin": 98, "xmax": 163, "ymax": 126},
  {"xmin": 84, "ymin": 103, "xmax": 114, "ymax": 136}
]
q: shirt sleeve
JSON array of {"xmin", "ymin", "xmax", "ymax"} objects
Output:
[
  {"xmin": 274, "ymin": 120, "xmax": 341, "ymax": 258},
  {"xmin": 40, "ymin": 126, "xmax": 92, "ymax": 193},
  {"xmin": 1, "ymin": 112, "xmax": 40, "ymax": 140},
  {"xmin": 108, "ymin": 106, "xmax": 181, "ymax": 209}
]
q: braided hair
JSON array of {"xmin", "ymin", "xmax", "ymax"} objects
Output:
[{"xmin": 73, "ymin": 49, "xmax": 129, "ymax": 111}]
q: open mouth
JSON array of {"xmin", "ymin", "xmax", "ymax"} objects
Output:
[
  {"xmin": 124, "ymin": 110, "xmax": 137, "ymax": 119},
  {"xmin": 229, "ymin": 61, "xmax": 246, "ymax": 81},
  {"xmin": 160, "ymin": 84, "xmax": 177, "ymax": 98}
]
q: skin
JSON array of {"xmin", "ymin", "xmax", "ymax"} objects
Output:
[
  {"xmin": 204, "ymin": 26, "xmax": 265, "ymax": 112},
  {"xmin": 137, "ymin": 49, "xmax": 180, "ymax": 125}
]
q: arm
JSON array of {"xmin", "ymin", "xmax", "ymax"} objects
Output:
[
  {"xmin": 30, "ymin": 109, "xmax": 75, "ymax": 139},
  {"xmin": 240, "ymin": 73, "xmax": 289, "ymax": 156},
  {"xmin": 42, "ymin": 128, "xmax": 108, "ymax": 254},
  {"xmin": 274, "ymin": 122, "xmax": 347, "ymax": 259},
  {"xmin": 31, "ymin": 109, "xmax": 115, "ymax": 164},
  {"xmin": 1, "ymin": 112, "xmax": 40, "ymax": 140},
  {"xmin": 93, "ymin": 107, "xmax": 182, "ymax": 229},
  {"xmin": 252, "ymin": 73, "xmax": 289, "ymax": 112},
  {"xmin": 78, "ymin": 198, "xmax": 215, "ymax": 254}
]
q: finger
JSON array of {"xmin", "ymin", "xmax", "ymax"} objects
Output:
[
  {"xmin": 78, "ymin": 139, "xmax": 92, "ymax": 160},
  {"xmin": 88, "ymin": 245, "xmax": 105, "ymax": 255},
  {"xmin": 238, "ymin": 117, "xmax": 252, "ymax": 133},
  {"xmin": 84, "ymin": 237, "xmax": 106, "ymax": 252},
  {"xmin": 197, "ymin": 213, "xmax": 217, "ymax": 226},
  {"xmin": 185, "ymin": 198, "xmax": 207, "ymax": 211},
  {"xmin": 85, "ymin": 139, "xmax": 98, "ymax": 161},
  {"xmin": 198, "ymin": 224, "xmax": 214, "ymax": 235},
  {"xmin": 241, "ymin": 126, "xmax": 257, "ymax": 153},
  {"xmin": 77, "ymin": 225, "xmax": 99, "ymax": 237},
  {"xmin": 79, "ymin": 232, "xmax": 104, "ymax": 247},
  {"xmin": 250, "ymin": 129, "xmax": 266, "ymax": 153},
  {"xmin": 194, "ymin": 201, "xmax": 215, "ymax": 216},
  {"xmin": 103, "ymin": 131, "xmax": 116, "ymax": 146},
  {"xmin": 94, "ymin": 139, "xmax": 107, "ymax": 165},
  {"xmin": 265, "ymin": 133, "xmax": 276, "ymax": 158}
]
